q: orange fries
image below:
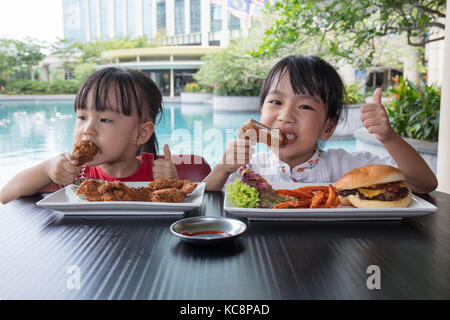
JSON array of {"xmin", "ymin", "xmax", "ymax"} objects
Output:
[{"xmin": 273, "ymin": 184, "xmax": 340, "ymax": 209}]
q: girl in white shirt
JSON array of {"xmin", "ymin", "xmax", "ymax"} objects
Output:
[{"xmin": 205, "ymin": 55, "xmax": 437, "ymax": 194}]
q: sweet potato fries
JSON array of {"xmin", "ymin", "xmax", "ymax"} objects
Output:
[{"xmin": 273, "ymin": 184, "xmax": 340, "ymax": 209}]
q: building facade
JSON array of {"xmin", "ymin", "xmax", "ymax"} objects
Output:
[
  {"xmin": 63, "ymin": 0, "xmax": 245, "ymax": 96},
  {"xmin": 63, "ymin": 0, "xmax": 243, "ymax": 46}
]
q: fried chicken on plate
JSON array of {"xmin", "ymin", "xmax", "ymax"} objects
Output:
[
  {"xmin": 149, "ymin": 177, "xmax": 198, "ymax": 195},
  {"xmin": 148, "ymin": 177, "xmax": 184, "ymax": 191},
  {"xmin": 76, "ymin": 179, "xmax": 104, "ymax": 201},
  {"xmin": 97, "ymin": 180, "xmax": 152, "ymax": 201},
  {"xmin": 150, "ymin": 188, "xmax": 185, "ymax": 203},
  {"xmin": 75, "ymin": 177, "xmax": 198, "ymax": 203}
]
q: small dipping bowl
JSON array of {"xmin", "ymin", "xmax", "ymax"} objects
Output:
[{"xmin": 170, "ymin": 217, "xmax": 247, "ymax": 245}]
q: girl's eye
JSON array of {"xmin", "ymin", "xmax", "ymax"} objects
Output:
[
  {"xmin": 299, "ymin": 104, "xmax": 314, "ymax": 110},
  {"xmin": 270, "ymin": 100, "xmax": 282, "ymax": 105},
  {"xmin": 77, "ymin": 116, "xmax": 85, "ymax": 120},
  {"xmin": 100, "ymin": 118, "xmax": 112, "ymax": 123}
]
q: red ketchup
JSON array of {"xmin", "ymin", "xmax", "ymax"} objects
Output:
[{"xmin": 181, "ymin": 230, "xmax": 232, "ymax": 237}]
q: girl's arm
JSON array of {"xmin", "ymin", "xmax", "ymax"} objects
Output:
[
  {"xmin": 0, "ymin": 153, "xmax": 81, "ymax": 204},
  {"xmin": 204, "ymin": 140, "xmax": 255, "ymax": 191},
  {"xmin": 0, "ymin": 160, "xmax": 54, "ymax": 204},
  {"xmin": 204, "ymin": 164, "xmax": 234, "ymax": 191},
  {"xmin": 360, "ymin": 88, "xmax": 438, "ymax": 194},
  {"xmin": 382, "ymin": 133, "xmax": 437, "ymax": 194}
]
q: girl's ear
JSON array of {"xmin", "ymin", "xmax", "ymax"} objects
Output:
[
  {"xmin": 320, "ymin": 119, "xmax": 338, "ymax": 141},
  {"xmin": 136, "ymin": 121, "xmax": 155, "ymax": 145}
]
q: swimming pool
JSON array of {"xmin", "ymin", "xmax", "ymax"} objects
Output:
[{"xmin": 0, "ymin": 100, "xmax": 355, "ymax": 188}]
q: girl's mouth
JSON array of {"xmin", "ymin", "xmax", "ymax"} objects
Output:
[{"xmin": 285, "ymin": 133, "xmax": 298, "ymax": 144}]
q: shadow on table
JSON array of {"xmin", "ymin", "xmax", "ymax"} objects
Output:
[
  {"xmin": 244, "ymin": 219, "xmax": 431, "ymax": 241},
  {"xmin": 171, "ymin": 238, "xmax": 246, "ymax": 259}
]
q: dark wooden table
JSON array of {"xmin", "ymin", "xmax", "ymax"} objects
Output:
[{"xmin": 0, "ymin": 191, "xmax": 449, "ymax": 300}]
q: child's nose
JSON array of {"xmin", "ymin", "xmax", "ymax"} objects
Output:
[
  {"xmin": 277, "ymin": 105, "xmax": 295, "ymax": 123},
  {"xmin": 83, "ymin": 121, "xmax": 97, "ymax": 136}
]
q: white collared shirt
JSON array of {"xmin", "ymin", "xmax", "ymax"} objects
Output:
[{"xmin": 225, "ymin": 148, "xmax": 398, "ymax": 186}]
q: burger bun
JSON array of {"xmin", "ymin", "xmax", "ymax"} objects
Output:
[
  {"xmin": 336, "ymin": 165, "xmax": 406, "ymax": 190},
  {"xmin": 347, "ymin": 189, "xmax": 412, "ymax": 209}
]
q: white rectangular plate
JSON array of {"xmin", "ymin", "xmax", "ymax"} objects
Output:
[
  {"xmin": 37, "ymin": 182, "xmax": 205, "ymax": 216},
  {"xmin": 224, "ymin": 182, "xmax": 437, "ymax": 221}
]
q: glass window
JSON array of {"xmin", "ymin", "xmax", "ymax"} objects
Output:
[
  {"xmin": 229, "ymin": 12, "xmax": 240, "ymax": 30},
  {"xmin": 127, "ymin": 0, "xmax": 137, "ymax": 38},
  {"xmin": 114, "ymin": 0, "xmax": 125, "ymax": 38},
  {"xmin": 210, "ymin": 4, "xmax": 222, "ymax": 32},
  {"xmin": 100, "ymin": 0, "xmax": 109, "ymax": 40},
  {"xmin": 157, "ymin": 1, "xmax": 166, "ymax": 31},
  {"xmin": 190, "ymin": 0, "xmax": 201, "ymax": 33},
  {"xmin": 89, "ymin": 0, "xmax": 98, "ymax": 40},
  {"xmin": 143, "ymin": 0, "xmax": 153, "ymax": 38},
  {"xmin": 63, "ymin": 0, "xmax": 87, "ymax": 42},
  {"xmin": 175, "ymin": 0, "xmax": 185, "ymax": 35}
]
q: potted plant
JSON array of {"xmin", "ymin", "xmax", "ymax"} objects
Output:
[
  {"xmin": 194, "ymin": 39, "xmax": 272, "ymax": 112},
  {"xmin": 180, "ymin": 82, "xmax": 213, "ymax": 104}
]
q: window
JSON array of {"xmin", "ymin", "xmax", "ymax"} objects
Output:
[
  {"xmin": 143, "ymin": 0, "xmax": 153, "ymax": 38},
  {"xmin": 229, "ymin": 12, "xmax": 240, "ymax": 30},
  {"xmin": 114, "ymin": 0, "xmax": 125, "ymax": 37},
  {"xmin": 175, "ymin": 0, "xmax": 185, "ymax": 35},
  {"xmin": 210, "ymin": 4, "xmax": 222, "ymax": 32},
  {"xmin": 190, "ymin": 0, "xmax": 201, "ymax": 33},
  {"xmin": 157, "ymin": 1, "xmax": 166, "ymax": 31},
  {"xmin": 100, "ymin": 0, "xmax": 109, "ymax": 40},
  {"xmin": 127, "ymin": 0, "xmax": 137, "ymax": 38},
  {"xmin": 89, "ymin": 0, "xmax": 98, "ymax": 40}
]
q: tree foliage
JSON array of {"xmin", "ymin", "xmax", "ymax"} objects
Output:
[
  {"xmin": 0, "ymin": 38, "xmax": 44, "ymax": 81},
  {"xmin": 194, "ymin": 39, "xmax": 275, "ymax": 96},
  {"xmin": 51, "ymin": 36, "xmax": 155, "ymax": 66},
  {"xmin": 253, "ymin": 0, "xmax": 446, "ymax": 69}
]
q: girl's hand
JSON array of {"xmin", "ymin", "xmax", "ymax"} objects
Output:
[
  {"xmin": 217, "ymin": 139, "xmax": 255, "ymax": 174},
  {"xmin": 153, "ymin": 144, "xmax": 179, "ymax": 180},
  {"xmin": 46, "ymin": 153, "xmax": 82, "ymax": 186},
  {"xmin": 360, "ymin": 88, "xmax": 396, "ymax": 143}
]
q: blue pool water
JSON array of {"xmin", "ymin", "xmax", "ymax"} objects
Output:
[{"xmin": 0, "ymin": 100, "xmax": 355, "ymax": 188}]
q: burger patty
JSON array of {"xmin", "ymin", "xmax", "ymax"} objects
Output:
[{"xmin": 339, "ymin": 187, "xmax": 410, "ymax": 201}]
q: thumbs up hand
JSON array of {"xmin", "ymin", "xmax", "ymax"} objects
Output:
[
  {"xmin": 360, "ymin": 88, "xmax": 396, "ymax": 143},
  {"xmin": 152, "ymin": 144, "xmax": 179, "ymax": 180}
]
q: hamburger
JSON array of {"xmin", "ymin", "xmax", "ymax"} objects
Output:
[{"xmin": 335, "ymin": 165, "xmax": 412, "ymax": 208}]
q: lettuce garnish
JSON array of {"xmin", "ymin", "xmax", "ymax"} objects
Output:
[{"xmin": 226, "ymin": 178, "xmax": 260, "ymax": 208}]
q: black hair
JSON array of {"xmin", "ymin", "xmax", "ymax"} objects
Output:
[
  {"xmin": 259, "ymin": 55, "xmax": 347, "ymax": 128},
  {"xmin": 74, "ymin": 67, "xmax": 163, "ymax": 157}
]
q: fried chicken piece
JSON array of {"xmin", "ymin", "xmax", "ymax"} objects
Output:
[
  {"xmin": 76, "ymin": 179, "xmax": 104, "ymax": 201},
  {"xmin": 240, "ymin": 119, "xmax": 287, "ymax": 147},
  {"xmin": 179, "ymin": 180, "xmax": 198, "ymax": 195},
  {"xmin": 148, "ymin": 177, "xmax": 198, "ymax": 195},
  {"xmin": 72, "ymin": 140, "xmax": 99, "ymax": 165},
  {"xmin": 151, "ymin": 188, "xmax": 185, "ymax": 203},
  {"xmin": 128, "ymin": 186, "xmax": 153, "ymax": 202},
  {"xmin": 148, "ymin": 177, "xmax": 184, "ymax": 191},
  {"xmin": 98, "ymin": 180, "xmax": 152, "ymax": 201}
]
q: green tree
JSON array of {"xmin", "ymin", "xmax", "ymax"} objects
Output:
[
  {"xmin": 253, "ymin": 0, "xmax": 446, "ymax": 80},
  {"xmin": 13, "ymin": 38, "xmax": 45, "ymax": 81},
  {"xmin": 0, "ymin": 39, "xmax": 18, "ymax": 80},
  {"xmin": 195, "ymin": 39, "xmax": 274, "ymax": 96}
]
